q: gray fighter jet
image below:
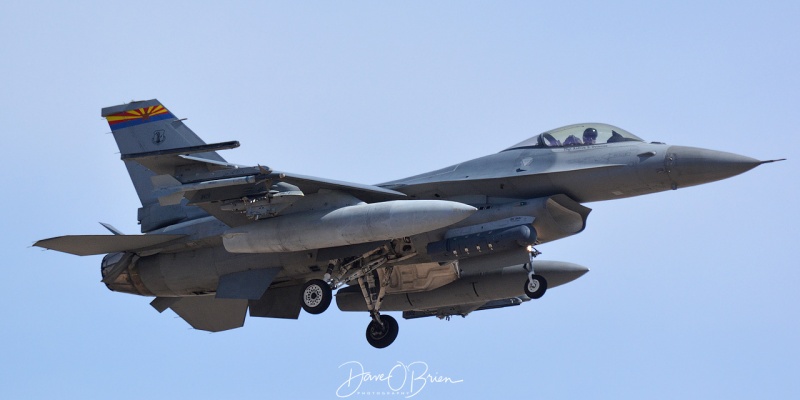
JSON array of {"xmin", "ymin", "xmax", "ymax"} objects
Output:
[{"xmin": 35, "ymin": 100, "xmax": 782, "ymax": 348}]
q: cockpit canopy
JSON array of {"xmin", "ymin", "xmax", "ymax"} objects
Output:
[{"xmin": 504, "ymin": 123, "xmax": 644, "ymax": 151}]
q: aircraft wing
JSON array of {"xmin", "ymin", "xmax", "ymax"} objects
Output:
[
  {"xmin": 152, "ymin": 167, "xmax": 406, "ymax": 206},
  {"xmin": 115, "ymin": 130, "xmax": 408, "ymax": 227},
  {"xmin": 34, "ymin": 234, "xmax": 186, "ymax": 256},
  {"xmin": 147, "ymin": 163, "xmax": 407, "ymax": 227},
  {"xmin": 278, "ymin": 172, "xmax": 407, "ymax": 203}
]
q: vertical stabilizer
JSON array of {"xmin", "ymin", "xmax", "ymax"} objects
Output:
[{"xmin": 101, "ymin": 100, "xmax": 223, "ymax": 232}]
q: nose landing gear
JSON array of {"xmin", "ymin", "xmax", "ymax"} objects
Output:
[
  {"xmin": 524, "ymin": 274, "xmax": 547, "ymax": 299},
  {"xmin": 524, "ymin": 249, "xmax": 548, "ymax": 299}
]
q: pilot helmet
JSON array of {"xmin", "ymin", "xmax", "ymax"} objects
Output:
[{"xmin": 583, "ymin": 128, "xmax": 598, "ymax": 142}]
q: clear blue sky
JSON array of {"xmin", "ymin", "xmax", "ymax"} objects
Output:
[{"xmin": 2, "ymin": 1, "xmax": 798, "ymax": 399}]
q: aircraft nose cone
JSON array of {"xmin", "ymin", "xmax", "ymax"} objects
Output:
[
  {"xmin": 559, "ymin": 263, "xmax": 590, "ymax": 284},
  {"xmin": 665, "ymin": 146, "xmax": 763, "ymax": 189}
]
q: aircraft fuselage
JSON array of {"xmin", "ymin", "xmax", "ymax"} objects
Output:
[{"xmin": 38, "ymin": 102, "xmax": 778, "ymax": 347}]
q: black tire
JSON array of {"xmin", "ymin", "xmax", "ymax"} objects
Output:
[
  {"xmin": 524, "ymin": 274, "xmax": 548, "ymax": 299},
  {"xmin": 365, "ymin": 315, "xmax": 399, "ymax": 349},
  {"xmin": 300, "ymin": 279, "xmax": 332, "ymax": 314}
]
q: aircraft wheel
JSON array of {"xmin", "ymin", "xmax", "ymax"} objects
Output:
[
  {"xmin": 300, "ymin": 279, "xmax": 332, "ymax": 314},
  {"xmin": 524, "ymin": 274, "xmax": 548, "ymax": 299},
  {"xmin": 366, "ymin": 315, "xmax": 399, "ymax": 349}
]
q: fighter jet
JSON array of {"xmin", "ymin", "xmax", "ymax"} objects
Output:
[{"xmin": 35, "ymin": 100, "xmax": 782, "ymax": 348}]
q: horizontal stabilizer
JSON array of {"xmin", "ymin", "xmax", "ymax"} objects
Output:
[{"xmin": 34, "ymin": 234, "xmax": 185, "ymax": 256}]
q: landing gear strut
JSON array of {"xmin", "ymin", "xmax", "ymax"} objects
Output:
[
  {"xmin": 324, "ymin": 242, "xmax": 414, "ymax": 348},
  {"xmin": 300, "ymin": 279, "xmax": 332, "ymax": 314},
  {"xmin": 358, "ymin": 267, "xmax": 399, "ymax": 348}
]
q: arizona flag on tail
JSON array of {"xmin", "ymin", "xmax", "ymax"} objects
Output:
[
  {"xmin": 100, "ymin": 99, "xmax": 211, "ymax": 157},
  {"xmin": 104, "ymin": 103, "xmax": 176, "ymax": 130}
]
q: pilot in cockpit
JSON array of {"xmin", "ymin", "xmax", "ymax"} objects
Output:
[{"xmin": 582, "ymin": 128, "xmax": 598, "ymax": 145}]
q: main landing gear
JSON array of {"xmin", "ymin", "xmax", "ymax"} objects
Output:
[
  {"xmin": 300, "ymin": 243, "xmax": 407, "ymax": 349},
  {"xmin": 366, "ymin": 314, "xmax": 398, "ymax": 349},
  {"xmin": 301, "ymin": 269, "xmax": 399, "ymax": 349},
  {"xmin": 328, "ymin": 245, "xmax": 404, "ymax": 349},
  {"xmin": 356, "ymin": 265, "xmax": 399, "ymax": 349},
  {"xmin": 301, "ymin": 242, "xmax": 548, "ymax": 349},
  {"xmin": 300, "ymin": 279, "xmax": 332, "ymax": 314}
]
